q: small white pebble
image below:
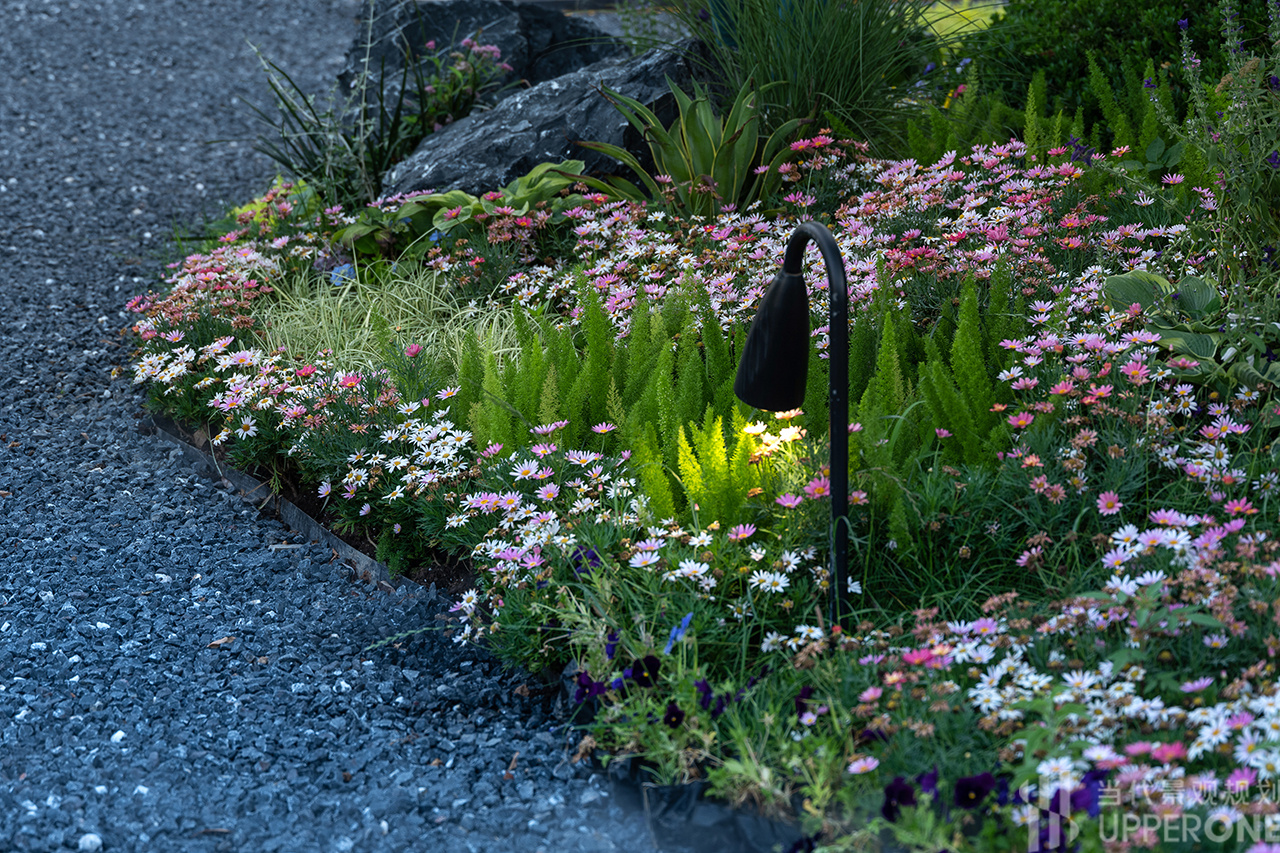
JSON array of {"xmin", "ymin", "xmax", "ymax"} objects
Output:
[
  {"xmin": 29, "ymin": 642, "xmax": 46, "ymax": 651},
  {"xmin": 93, "ymin": 785, "xmax": 107, "ymax": 795},
  {"xmin": 38, "ymin": 591, "xmax": 53, "ymax": 603},
  {"xmin": 133, "ymin": 784, "xmax": 149, "ymax": 796},
  {"xmin": 78, "ymin": 833, "xmax": 103, "ymax": 852},
  {"xmin": 110, "ymin": 730, "xmax": 125, "ymax": 743}
]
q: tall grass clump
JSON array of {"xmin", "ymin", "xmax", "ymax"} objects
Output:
[
  {"xmin": 249, "ymin": 5, "xmax": 511, "ymax": 209},
  {"xmin": 673, "ymin": 0, "xmax": 972, "ymax": 151}
]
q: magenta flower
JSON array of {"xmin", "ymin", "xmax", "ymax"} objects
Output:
[
  {"xmin": 727, "ymin": 524, "xmax": 756, "ymax": 542},
  {"xmin": 1224, "ymin": 498, "xmax": 1256, "ymax": 516},
  {"xmin": 1180, "ymin": 677, "xmax": 1213, "ymax": 693},
  {"xmin": 804, "ymin": 476, "xmax": 831, "ymax": 499},
  {"xmin": 531, "ymin": 420, "xmax": 569, "ymax": 435},
  {"xmin": 404, "ymin": 343, "xmax": 423, "ymax": 358},
  {"xmin": 775, "ymin": 493, "xmax": 803, "ymax": 508},
  {"xmin": 1226, "ymin": 767, "xmax": 1257, "ymax": 793},
  {"xmin": 1150, "ymin": 741, "xmax": 1186, "ymax": 763},
  {"xmin": 935, "ymin": 428, "xmax": 952, "ymax": 438},
  {"xmin": 969, "ymin": 618, "xmax": 1000, "ymax": 636},
  {"xmin": 591, "ymin": 422, "xmax": 617, "ymax": 434},
  {"xmin": 1096, "ymin": 491, "xmax": 1123, "ymax": 515},
  {"xmin": 1007, "ymin": 411, "xmax": 1035, "ymax": 429}
]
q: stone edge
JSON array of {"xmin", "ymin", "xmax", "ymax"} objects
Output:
[{"xmin": 142, "ymin": 413, "xmax": 413, "ymax": 595}]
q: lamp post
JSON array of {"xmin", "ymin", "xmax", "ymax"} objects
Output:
[{"xmin": 733, "ymin": 220, "xmax": 849, "ymax": 627}]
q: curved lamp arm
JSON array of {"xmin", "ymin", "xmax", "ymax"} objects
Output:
[{"xmin": 735, "ymin": 220, "xmax": 850, "ymax": 626}]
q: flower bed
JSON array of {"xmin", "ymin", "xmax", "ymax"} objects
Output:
[{"xmin": 125, "ymin": 7, "xmax": 1280, "ymax": 843}]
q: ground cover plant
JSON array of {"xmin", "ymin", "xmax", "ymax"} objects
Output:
[{"xmin": 125, "ymin": 2, "xmax": 1280, "ymax": 850}]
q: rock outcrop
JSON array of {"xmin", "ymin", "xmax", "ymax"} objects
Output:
[
  {"xmin": 383, "ymin": 42, "xmax": 703, "ymax": 197},
  {"xmin": 339, "ymin": 0, "xmax": 627, "ymax": 97}
]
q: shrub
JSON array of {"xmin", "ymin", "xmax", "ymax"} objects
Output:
[{"xmin": 965, "ymin": 0, "xmax": 1270, "ymax": 131}]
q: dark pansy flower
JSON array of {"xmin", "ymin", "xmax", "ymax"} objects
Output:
[
  {"xmin": 794, "ymin": 686, "xmax": 815, "ymax": 716},
  {"xmin": 604, "ymin": 631, "xmax": 619, "ymax": 661},
  {"xmin": 1072, "ymin": 769, "xmax": 1108, "ymax": 819},
  {"xmin": 1267, "ymin": 150, "xmax": 1280, "ymax": 170},
  {"xmin": 711, "ymin": 694, "xmax": 727, "ymax": 718},
  {"xmin": 571, "ymin": 546, "xmax": 602, "ymax": 576},
  {"xmin": 855, "ymin": 727, "xmax": 889, "ymax": 746},
  {"xmin": 629, "ymin": 655, "xmax": 661, "ymax": 687},
  {"xmin": 916, "ymin": 766, "xmax": 939, "ymax": 795},
  {"xmin": 663, "ymin": 701, "xmax": 685, "ymax": 728},
  {"xmin": 954, "ymin": 772, "xmax": 997, "ymax": 809},
  {"xmin": 695, "ymin": 679, "xmax": 713, "ymax": 710},
  {"xmin": 783, "ymin": 835, "xmax": 818, "ymax": 853},
  {"xmin": 573, "ymin": 672, "xmax": 607, "ymax": 704},
  {"xmin": 882, "ymin": 776, "xmax": 917, "ymax": 822},
  {"xmin": 996, "ymin": 775, "xmax": 1011, "ymax": 806}
]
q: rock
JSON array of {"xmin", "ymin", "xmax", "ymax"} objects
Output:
[
  {"xmin": 339, "ymin": 0, "xmax": 626, "ymax": 99},
  {"xmin": 383, "ymin": 42, "xmax": 704, "ymax": 197},
  {"xmin": 77, "ymin": 834, "xmax": 103, "ymax": 853}
]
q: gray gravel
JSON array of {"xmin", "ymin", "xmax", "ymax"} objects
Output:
[{"xmin": 0, "ymin": 2, "xmax": 697, "ymax": 851}]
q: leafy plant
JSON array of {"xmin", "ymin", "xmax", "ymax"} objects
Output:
[
  {"xmin": 1103, "ymin": 269, "xmax": 1280, "ymax": 390},
  {"xmin": 577, "ymin": 78, "xmax": 804, "ymax": 218},
  {"xmin": 670, "ymin": 0, "xmax": 972, "ymax": 152},
  {"xmin": 963, "ymin": 0, "xmax": 1269, "ymax": 131},
  {"xmin": 1156, "ymin": 0, "xmax": 1280, "ymax": 299},
  {"xmin": 336, "ymin": 160, "xmax": 592, "ymax": 260},
  {"xmin": 249, "ymin": 15, "xmax": 511, "ymax": 209}
]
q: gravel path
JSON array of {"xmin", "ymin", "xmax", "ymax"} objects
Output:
[{"xmin": 0, "ymin": 3, "xmax": 695, "ymax": 851}]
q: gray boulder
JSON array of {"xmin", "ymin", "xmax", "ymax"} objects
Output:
[
  {"xmin": 340, "ymin": 0, "xmax": 627, "ymax": 97},
  {"xmin": 383, "ymin": 42, "xmax": 703, "ymax": 197}
]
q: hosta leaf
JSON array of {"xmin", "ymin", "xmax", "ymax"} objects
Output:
[{"xmin": 1103, "ymin": 270, "xmax": 1173, "ymax": 312}]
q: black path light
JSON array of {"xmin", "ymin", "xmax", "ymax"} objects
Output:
[{"xmin": 734, "ymin": 220, "xmax": 850, "ymax": 626}]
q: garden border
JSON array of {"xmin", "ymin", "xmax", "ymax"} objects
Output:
[
  {"xmin": 139, "ymin": 411, "xmax": 411, "ymax": 595},
  {"xmin": 137, "ymin": 410, "xmax": 825, "ymax": 852}
]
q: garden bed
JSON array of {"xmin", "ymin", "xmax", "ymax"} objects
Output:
[{"xmin": 121, "ymin": 1, "xmax": 1280, "ymax": 849}]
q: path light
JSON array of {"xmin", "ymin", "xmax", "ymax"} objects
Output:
[{"xmin": 734, "ymin": 220, "xmax": 850, "ymax": 626}]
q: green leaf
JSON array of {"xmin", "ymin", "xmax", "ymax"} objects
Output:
[
  {"xmin": 1145, "ymin": 137, "xmax": 1166, "ymax": 162},
  {"xmin": 1161, "ymin": 330, "xmax": 1220, "ymax": 360},
  {"xmin": 1180, "ymin": 612, "xmax": 1225, "ymax": 628},
  {"xmin": 1172, "ymin": 276, "xmax": 1220, "ymax": 319},
  {"xmin": 1103, "ymin": 270, "xmax": 1173, "ymax": 312}
]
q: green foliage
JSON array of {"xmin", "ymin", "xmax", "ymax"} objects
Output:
[
  {"xmin": 337, "ymin": 161, "xmax": 591, "ymax": 261},
  {"xmin": 669, "ymin": 0, "xmax": 970, "ymax": 153},
  {"xmin": 963, "ymin": 0, "xmax": 1269, "ymax": 132},
  {"xmin": 1103, "ymin": 270, "xmax": 1280, "ymax": 390},
  {"xmin": 1158, "ymin": 0, "xmax": 1280, "ymax": 297},
  {"xmin": 677, "ymin": 406, "xmax": 764, "ymax": 526},
  {"xmin": 576, "ymin": 78, "xmax": 804, "ymax": 217},
  {"xmin": 904, "ymin": 62, "xmax": 1026, "ymax": 164}
]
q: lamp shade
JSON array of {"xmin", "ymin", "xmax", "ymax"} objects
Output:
[{"xmin": 733, "ymin": 270, "xmax": 810, "ymax": 412}]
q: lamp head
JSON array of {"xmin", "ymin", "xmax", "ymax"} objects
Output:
[{"xmin": 733, "ymin": 270, "xmax": 809, "ymax": 411}]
